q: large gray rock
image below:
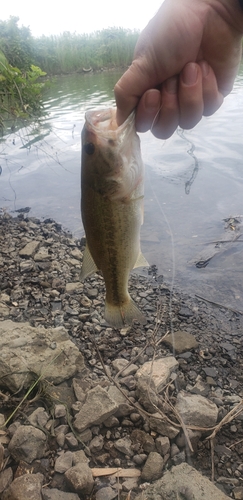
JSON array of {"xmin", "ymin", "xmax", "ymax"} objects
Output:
[
  {"xmin": 162, "ymin": 331, "xmax": 198, "ymax": 354},
  {"xmin": 134, "ymin": 463, "xmax": 230, "ymax": 500},
  {"xmin": 8, "ymin": 425, "xmax": 46, "ymax": 464},
  {"xmin": 0, "ymin": 320, "xmax": 84, "ymax": 391},
  {"xmin": 175, "ymin": 391, "xmax": 218, "ymax": 428},
  {"xmin": 136, "ymin": 357, "xmax": 178, "ymax": 393},
  {"xmin": 74, "ymin": 385, "xmax": 118, "ymax": 433},
  {"xmin": 2, "ymin": 472, "xmax": 44, "ymax": 500}
]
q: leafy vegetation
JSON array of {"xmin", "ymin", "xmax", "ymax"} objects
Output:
[
  {"xmin": 0, "ymin": 17, "xmax": 47, "ymax": 131},
  {"xmin": 32, "ymin": 28, "xmax": 139, "ymax": 75}
]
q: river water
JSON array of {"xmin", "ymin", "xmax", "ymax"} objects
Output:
[{"xmin": 1, "ymin": 69, "xmax": 243, "ymax": 312}]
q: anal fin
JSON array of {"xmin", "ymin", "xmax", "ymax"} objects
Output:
[
  {"xmin": 80, "ymin": 245, "xmax": 98, "ymax": 280},
  {"xmin": 133, "ymin": 251, "xmax": 149, "ymax": 269}
]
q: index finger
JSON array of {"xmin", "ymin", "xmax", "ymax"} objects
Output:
[{"xmin": 114, "ymin": 60, "xmax": 153, "ymax": 125}]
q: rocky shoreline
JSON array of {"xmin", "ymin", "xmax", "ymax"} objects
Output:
[{"xmin": 0, "ymin": 211, "xmax": 243, "ymax": 499}]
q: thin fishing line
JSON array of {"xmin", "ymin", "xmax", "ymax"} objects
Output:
[
  {"xmin": 146, "ymin": 169, "xmax": 176, "ymax": 349},
  {"xmin": 147, "ymin": 108, "xmax": 176, "ymax": 353},
  {"xmin": 177, "ymin": 127, "xmax": 200, "ymax": 194}
]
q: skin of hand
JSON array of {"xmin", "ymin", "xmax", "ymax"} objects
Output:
[{"xmin": 114, "ymin": 0, "xmax": 243, "ymax": 138}]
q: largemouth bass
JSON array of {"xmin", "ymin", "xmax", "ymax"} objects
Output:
[{"xmin": 80, "ymin": 107, "xmax": 148, "ymax": 328}]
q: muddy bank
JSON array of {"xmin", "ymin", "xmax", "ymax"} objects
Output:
[{"xmin": 0, "ymin": 211, "xmax": 243, "ymax": 499}]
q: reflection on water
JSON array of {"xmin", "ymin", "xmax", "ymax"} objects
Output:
[{"xmin": 1, "ymin": 69, "xmax": 243, "ymax": 312}]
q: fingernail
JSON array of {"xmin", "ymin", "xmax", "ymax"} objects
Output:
[
  {"xmin": 165, "ymin": 76, "xmax": 177, "ymax": 94},
  {"xmin": 182, "ymin": 63, "xmax": 198, "ymax": 86},
  {"xmin": 200, "ymin": 60, "xmax": 210, "ymax": 78},
  {"xmin": 144, "ymin": 90, "xmax": 160, "ymax": 110}
]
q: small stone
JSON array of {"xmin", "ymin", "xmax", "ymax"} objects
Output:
[
  {"xmin": 28, "ymin": 408, "xmax": 49, "ymax": 428},
  {"xmin": 107, "ymin": 386, "xmax": 132, "ymax": 417},
  {"xmin": 149, "ymin": 413, "xmax": 180, "ymax": 439},
  {"xmin": 224, "ymin": 395, "xmax": 241, "ymax": 404},
  {"xmin": 34, "ymin": 247, "xmax": 50, "ymax": 261},
  {"xmin": 8, "ymin": 425, "xmax": 46, "ymax": 464},
  {"xmin": 95, "ymin": 486, "xmax": 118, "ymax": 500},
  {"xmin": 19, "ymin": 240, "xmax": 40, "ymax": 258},
  {"xmin": 122, "ymin": 364, "xmax": 138, "ymax": 377},
  {"xmin": 155, "ymin": 436, "xmax": 170, "ymax": 456},
  {"xmin": 19, "ymin": 260, "xmax": 34, "ymax": 273},
  {"xmin": 55, "ymin": 451, "xmax": 73, "ymax": 473},
  {"xmin": 70, "ymin": 248, "xmax": 82, "ymax": 261},
  {"xmin": 73, "ymin": 385, "xmax": 118, "ymax": 433},
  {"xmin": 141, "ymin": 452, "xmax": 164, "ymax": 481},
  {"xmin": 72, "ymin": 450, "xmax": 90, "ymax": 466},
  {"xmin": 89, "ymin": 435, "xmax": 104, "ymax": 453},
  {"xmin": 136, "ymin": 357, "xmax": 178, "ymax": 393},
  {"xmin": 65, "ymin": 463, "xmax": 94, "ymax": 496},
  {"xmin": 170, "ymin": 443, "xmax": 180, "ymax": 458},
  {"xmin": 206, "ymin": 377, "xmax": 217, "ymax": 386},
  {"xmin": 133, "ymin": 454, "xmax": 147, "ymax": 465},
  {"xmin": 233, "ymin": 486, "xmax": 243, "ymax": 499},
  {"xmin": 72, "ymin": 379, "xmax": 86, "ymax": 402},
  {"xmin": 65, "ymin": 433, "xmax": 79, "ymax": 449},
  {"xmin": 203, "ymin": 367, "xmax": 218, "ymax": 378},
  {"xmin": 122, "ymin": 477, "xmax": 138, "ymax": 491},
  {"xmin": 130, "ymin": 413, "xmax": 141, "ymax": 423},
  {"xmin": 175, "ymin": 391, "xmax": 218, "ymax": 428},
  {"xmin": 56, "ymin": 433, "xmax": 65, "ymax": 447},
  {"xmin": 42, "ymin": 489, "xmax": 80, "ymax": 500},
  {"xmin": 114, "ymin": 437, "xmax": 133, "ymax": 456},
  {"xmin": 0, "ymin": 468, "xmax": 13, "ymax": 495},
  {"xmin": 172, "ymin": 450, "xmax": 186, "ymax": 465},
  {"xmin": 131, "ymin": 429, "xmax": 155, "ymax": 453},
  {"xmin": 2, "ymin": 472, "xmax": 43, "ymax": 500},
  {"xmin": 176, "ymin": 429, "xmax": 202, "ymax": 452},
  {"xmin": 103, "ymin": 416, "xmax": 120, "ymax": 428},
  {"xmin": 121, "ymin": 376, "xmax": 136, "ymax": 390},
  {"xmin": 112, "ymin": 359, "xmax": 129, "ymax": 372},
  {"xmin": 86, "ymin": 288, "xmax": 98, "ymax": 299},
  {"xmin": 0, "ymin": 443, "xmax": 4, "ymax": 469},
  {"xmin": 65, "ymin": 282, "xmax": 83, "ymax": 294}
]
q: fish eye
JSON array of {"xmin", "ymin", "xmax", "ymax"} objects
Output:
[{"xmin": 84, "ymin": 143, "xmax": 95, "ymax": 155}]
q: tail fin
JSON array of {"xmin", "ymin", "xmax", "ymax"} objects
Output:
[{"xmin": 104, "ymin": 298, "xmax": 146, "ymax": 329}]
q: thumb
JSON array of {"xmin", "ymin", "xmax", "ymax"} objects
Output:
[{"xmin": 114, "ymin": 60, "xmax": 152, "ymax": 125}]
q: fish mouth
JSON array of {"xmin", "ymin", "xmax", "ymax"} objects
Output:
[{"xmin": 85, "ymin": 107, "xmax": 135, "ymax": 141}]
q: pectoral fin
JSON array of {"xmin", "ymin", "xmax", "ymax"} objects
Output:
[
  {"xmin": 80, "ymin": 245, "xmax": 98, "ymax": 280},
  {"xmin": 133, "ymin": 251, "xmax": 149, "ymax": 269}
]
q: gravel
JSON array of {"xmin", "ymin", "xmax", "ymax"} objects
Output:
[{"xmin": 1, "ymin": 211, "xmax": 243, "ymax": 499}]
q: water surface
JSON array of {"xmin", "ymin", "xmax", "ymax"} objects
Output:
[{"xmin": 1, "ymin": 69, "xmax": 243, "ymax": 312}]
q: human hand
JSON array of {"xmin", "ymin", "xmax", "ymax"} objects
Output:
[{"xmin": 114, "ymin": 0, "xmax": 243, "ymax": 139}]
